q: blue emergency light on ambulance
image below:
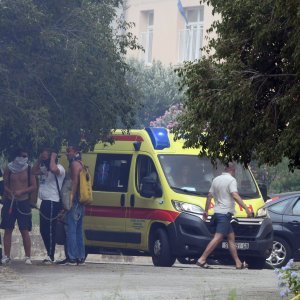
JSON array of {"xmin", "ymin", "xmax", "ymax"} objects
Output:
[{"xmin": 145, "ymin": 127, "xmax": 170, "ymax": 150}]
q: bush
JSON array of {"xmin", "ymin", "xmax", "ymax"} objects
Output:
[{"xmin": 275, "ymin": 259, "xmax": 300, "ymax": 298}]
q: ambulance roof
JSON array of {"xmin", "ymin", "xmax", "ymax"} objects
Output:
[{"xmin": 93, "ymin": 127, "xmax": 199, "ymax": 155}]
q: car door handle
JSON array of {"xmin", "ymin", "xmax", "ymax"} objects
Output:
[
  {"xmin": 130, "ymin": 194, "xmax": 135, "ymax": 207},
  {"xmin": 120, "ymin": 194, "xmax": 125, "ymax": 207},
  {"xmin": 288, "ymin": 221, "xmax": 300, "ymax": 225}
]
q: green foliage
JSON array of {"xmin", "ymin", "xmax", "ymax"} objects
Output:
[
  {"xmin": 0, "ymin": 0, "xmax": 140, "ymax": 159},
  {"xmin": 174, "ymin": 0, "xmax": 300, "ymax": 170},
  {"xmin": 251, "ymin": 158, "xmax": 300, "ymax": 193},
  {"xmin": 275, "ymin": 259, "xmax": 300, "ymax": 298},
  {"xmin": 126, "ymin": 59, "xmax": 182, "ymax": 128}
]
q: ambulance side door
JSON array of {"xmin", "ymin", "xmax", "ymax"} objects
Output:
[
  {"xmin": 84, "ymin": 153, "xmax": 132, "ymax": 249},
  {"xmin": 126, "ymin": 154, "xmax": 162, "ymax": 250}
]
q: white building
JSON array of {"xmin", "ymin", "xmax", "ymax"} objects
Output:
[{"xmin": 123, "ymin": 0, "xmax": 217, "ymax": 65}]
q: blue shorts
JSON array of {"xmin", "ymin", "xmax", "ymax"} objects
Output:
[{"xmin": 211, "ymin": 213, "xmax": 233, "ymax": 236}]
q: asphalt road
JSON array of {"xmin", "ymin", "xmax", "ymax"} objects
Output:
[{"xmin": 0, "ymin": 257, "xmax": 285, "ymax": 300}]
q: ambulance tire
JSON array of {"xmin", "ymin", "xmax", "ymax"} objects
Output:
[{"xmin": 151, "ymin": 228, "xmax": 176, "ymax": 267}]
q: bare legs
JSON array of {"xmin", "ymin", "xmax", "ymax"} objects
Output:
[
  {"xmin": 3, "ymin": 229, "xmax": 31, "ymax": 258},
  {"xmin": 227, "ymin": 232, "xmax": 242, "ymax": 268},
  {"xmin": 197, "ymin": 231, "xmax": 243, "ymax": 268},
  {"xmin": 20, "ymin": 230, "xmax": 31, "ymax": 257},
  {"xmin": 3, "ymin": 229, "xmax": 13, "ymax": 257},
  {"xmin": 197, "ymin": 232, "xmax": 224, "ymax": 265}
]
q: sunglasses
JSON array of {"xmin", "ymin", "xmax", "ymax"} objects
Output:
[{"xmin": 21, "ymin": 154, "xmax": 28, "ymax": 158}]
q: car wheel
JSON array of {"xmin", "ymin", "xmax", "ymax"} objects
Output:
[
  {"xmin": 150, "ymin": 228, "xmax": 176, "ymax": 267},
  {"xmin": 266, "ymin": 237, "xmax": 292, "ymax": 268},
  {"xmin": 177, "ymin": 257, "xmax": 197, "ymax": 264},
  {"xmin": 84, "ymin": 247, "xmax": 89, "ymax": 260}
]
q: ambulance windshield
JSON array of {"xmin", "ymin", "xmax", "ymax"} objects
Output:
[{"xmin": 158, "ymin": 155, "xmax": 259, "ymax": 198}]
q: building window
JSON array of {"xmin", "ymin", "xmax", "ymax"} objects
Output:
[
  {"xmin": 140, "ymin": 11, "xmax": 154, "ymax": 65},
  {"xmin": 178, "ymin": 6, "xmax": 204, "ymax": 62}
]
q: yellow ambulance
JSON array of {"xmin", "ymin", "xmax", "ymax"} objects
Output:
[{"xmin": 68, "ymin": 127, "xmax": 273, "ymax": 268}]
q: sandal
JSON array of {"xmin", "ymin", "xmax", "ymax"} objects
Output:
[
  {"xmin": 196, "ymin": 261, "xmax": 210, "ymax": 269},
  {"xmin": 236, "ymin": 261, "xmax": 248, "ymax": 269}
]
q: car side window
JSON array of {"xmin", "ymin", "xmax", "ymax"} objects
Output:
[
  {"xmin": 268, "ymin": 199, "xmax": 289, "ymax": 214},
  {"xmin": 93, "ymin": 154, "xmax": 132, "ymax": 192},
  {"xmin": 136, "ymin": 155, "xmax": 160, "ymax": 193},
  {"xmin": 292, "ymin": 199, "xmax": 300, "ymax": 215}
]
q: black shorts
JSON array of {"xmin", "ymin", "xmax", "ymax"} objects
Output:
[
  {"xmin": 0, "ymin": 199, "xmax": 32, "ymax": 231},
  {"xmin": 212, "ymin": 213, "xmax": 233, "ymax": 236}
]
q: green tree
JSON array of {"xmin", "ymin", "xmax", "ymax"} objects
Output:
[
  {"xmin": 126, "ymin": 59, "xmax": 182, "ymax": 128},
  {"xmin": 0, "ymin": 0, "xmax": 140, "ymax": 159},
  {"xmin": 251, "ymin": 159, "xmax": 300, "ymax": 193},
  {"xmin": 174, "ymin": 0, "xmax": 300, "ymax": 170}
]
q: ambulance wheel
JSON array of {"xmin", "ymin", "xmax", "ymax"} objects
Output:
[
  {"xmin": 151, "ymin": 228, "xmax": 176, "ymax": 267},
  {"xmin": 84, "ymin": 247, "xmax": 89, "ymax": 260}
]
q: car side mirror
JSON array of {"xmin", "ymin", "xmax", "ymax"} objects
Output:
[
  {"xmin": 258, "ymin": 183, "xmax": 268, "ymax": 202},
  {"xmin": 140, "ymin": 176, "xmax": 162, "ymax": 198}
]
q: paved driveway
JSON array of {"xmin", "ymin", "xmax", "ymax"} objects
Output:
[{"xmin": 0, "ymin": 257, "xmax": 284, "ymax": 300}]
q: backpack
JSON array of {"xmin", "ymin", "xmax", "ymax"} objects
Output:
[
  {"xmin": 61, "ymin": 174, "xmax": 72, "ymax": 210},
  {"xmin": 79, "ymin": 163, "xmax": 93, "ymax": 205}
]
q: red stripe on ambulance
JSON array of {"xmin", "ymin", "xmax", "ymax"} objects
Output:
[
  {"xmin": 85, "ymin": 206, "xmax": 179, "ymax": 223},
  {"xmin": 112, "ymin": 135, "xmax": 144, "ymax": 142}
]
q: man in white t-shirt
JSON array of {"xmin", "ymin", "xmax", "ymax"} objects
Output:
[
  {"xmin": 196, "ymin": 162, "xmax": 252, "ymax": 269},
  {"xmin": 32, "ymin": 149, "xmax": 65, "ymax": 264}
]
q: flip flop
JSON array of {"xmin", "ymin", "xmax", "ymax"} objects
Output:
[
  {"xmin": 236, "ymin": 261, "xmax": 248, "ymax": 269},
  {"xmin": 196, "ymin": 261, "xmax": 210, "ymax": 269}
]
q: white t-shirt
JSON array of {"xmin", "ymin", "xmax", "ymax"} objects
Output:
[
  {"xmin": 39, "ymin": 164, "xmax": 66, "ymax": 202},
  {"xmin": 209, "ymin": 172, "xmax": 238, "ymax": 214}
]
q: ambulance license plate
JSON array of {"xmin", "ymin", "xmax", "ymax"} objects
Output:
[{"xmin": 222, "ymin": 242, "xmax": 249, "ymax": 250}]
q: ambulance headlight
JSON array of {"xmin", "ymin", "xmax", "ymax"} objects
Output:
[
  {"xmin": 256, "ymin": 206, "xmax": 269, "ymax": 218},
  {"xmin": 172, "ymin": 200, "xmax": 204, "ymax": 214}
]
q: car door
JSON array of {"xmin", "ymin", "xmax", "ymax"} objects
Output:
[
  {"xmin": 84, "ymin": 153, "xmax": 132, "ymax": 249},
  {"xmin": 282, "ymin": 197, "xmax": 300, "ymax": 258},
  {"xmin": 125, "ymin": 154, "xmax": 163, "ymax": 250}
]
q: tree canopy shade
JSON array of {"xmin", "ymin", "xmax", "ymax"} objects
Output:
[
  {"xmin": 0, "ymin": 0, "xmax": 140, "ymax": 159},
  {"xmin": 174, "ymin": 0, "xmax": 300, "ymax": 170}
]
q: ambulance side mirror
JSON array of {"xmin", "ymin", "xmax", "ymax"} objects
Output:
[{"xmin": 140, "ymin": 176, "xmax": 162, "ymax": 198}]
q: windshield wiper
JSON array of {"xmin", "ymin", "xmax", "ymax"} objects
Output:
[
  {"xmin": 241, "ymin": 193, "xmax": 259, "ymax": 199},
  {"xmin": 170, "ymin": 186, "xmax": 206, "ymax": 196}
]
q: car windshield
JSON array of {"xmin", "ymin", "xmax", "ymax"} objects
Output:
[{"xmin": 158, "ymin": 155, "xmax": 259, "ymax": 198}]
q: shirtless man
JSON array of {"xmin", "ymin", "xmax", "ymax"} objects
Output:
[{"xmin": 1, "ymin": 149, "xmax": 37, "ymax": 265}]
